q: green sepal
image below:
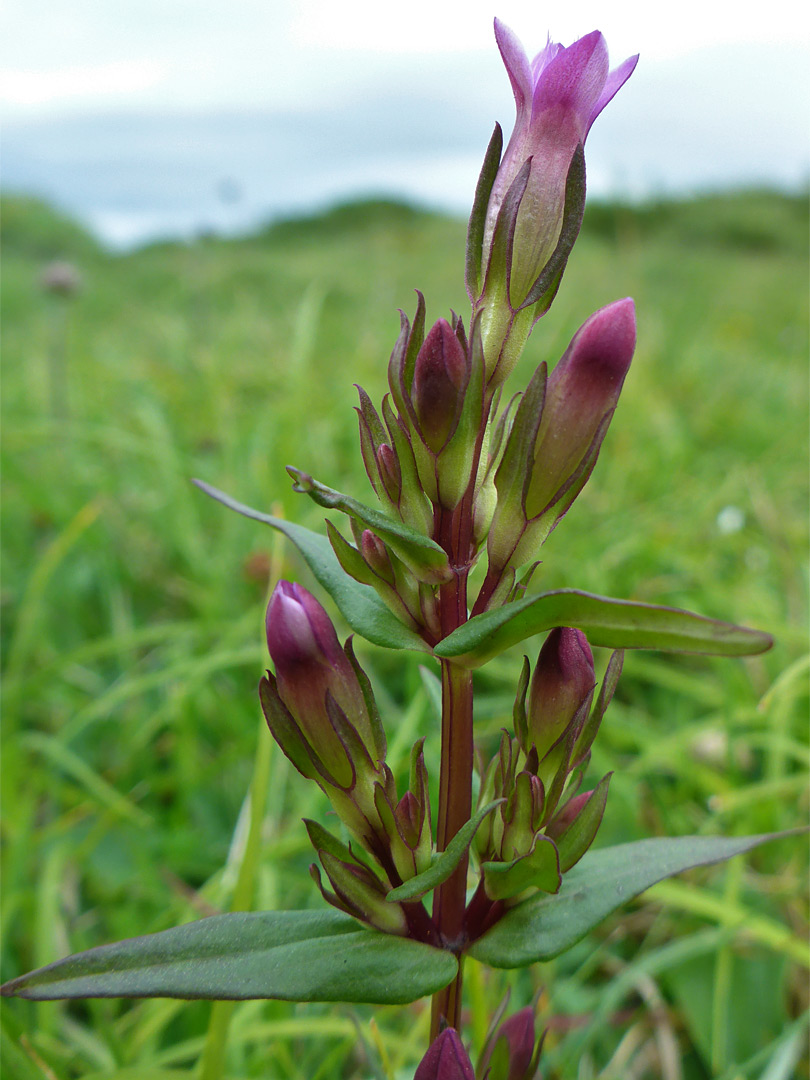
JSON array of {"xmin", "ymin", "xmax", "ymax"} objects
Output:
[
  {"xmin": 482, "ymin": 834, "xmax": 562, "ymax": 900},
  {"xmin": 484, "ymin": 159, "xmax": 531, "ymax": 305},
  {"xmin": 434, "ymin": 589, "xmax": 774, "ymax": 668},
  {"xmin": 287, "ymin": 468, "xmax": 451, "ymax": 584},
  {"xmin": 553, "ymin": 772, "xmax": 612, "ymax": 872},
  {"xmin": 466, "ymin": 122, "xmax": 503, "ymax": 302},
  {"xmin": 258, "ymin": 673, "xmax": 326, "ymax": 784},
  {"xmin": 572, "ymin": 650, "xmax": 624, "ymax": 767},
  {"xmin": 513, "ymin": 655, "xmax": 530, "ymax": 751},
  {"xmin": 436, "ymin": 321, "xmax": 486, "ymax": 508},
  {"xmin": 381, "ymin": 395, "xmax": 435, "ymax": 534},
  {"xmin": 0, "ymin": 911, "xmax": 457, "ymax": 1004},
  {"xmin": 193, "ymin": 479, "xmax": 428, "ymax": 653},
  {"xmin": 470, "ymin": 830, "xmax": 804, "ymax": 969},
  {"xmin": 516, "ymin": 143, "xmax": 586, "ymax": 315},
  {"xmin": 316, "ymin": 850, "xmax": 408, "ymax": 936},
  {"xmin": 325, "ymin": 521, "xmax": 421, "ymax": 633},
  {"xmin": 386, "ymin": 800, "xmax": 504, "ymax": 903}
]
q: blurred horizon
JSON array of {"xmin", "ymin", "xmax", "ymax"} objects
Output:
[{"xmin": 3, "ymin": 0, "xmax": 809, "ymax": 250}]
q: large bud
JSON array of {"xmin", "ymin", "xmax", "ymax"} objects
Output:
[
  {"xmin": 484, "ymin": 298, "xmax": 636, "ymax": 590},
  {"xmin": 260, "ymin": 581, "xmax": 387, "ymax": 848}
]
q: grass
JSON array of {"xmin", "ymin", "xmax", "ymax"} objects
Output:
[{"xmin": 1, "ymin": 188, "xmax": 808, "ymax": 1079}]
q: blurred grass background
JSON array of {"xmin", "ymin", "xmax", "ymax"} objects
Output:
[{"xmin": 1, "ymin": 188, "xmax": 808, "ymax": 1079}]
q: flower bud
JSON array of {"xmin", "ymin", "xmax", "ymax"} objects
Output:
[
  {"xmin": 265, "ymin": 581, "xmax": 382, "ymax": 768},
  {"xmin": 500, "ymin": 771, "xmax": 545, "ymax": 860},
  {"xmin": 412, "ymin": 318, "xmax": 469, "ymax": 454},
  {"xmin": 479, "ymin": 1007, "xmax": 542, "ymax": 1080},
  {"xmin": 414, "ymin": 1029, "xmax": 475, "ymax": 1080},
  {"xmin": 306, "ymin": 820, "xmax": 408, "ymax": 936},
  {"xmin": 528, "ymin": 628, "xmax": 595, "ymax": 761},
  {"xmin": 524, "ymin": 298, "xmax": 636, "ymax": 520}
]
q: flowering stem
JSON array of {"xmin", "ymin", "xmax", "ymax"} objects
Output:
[
  {"xmin": 430, "ymin": 502, "xmax": 475, "ymax": 1039},
  {"xmin": 430, "ymin": 657, "xmax": 473, "ymax": 1038}
]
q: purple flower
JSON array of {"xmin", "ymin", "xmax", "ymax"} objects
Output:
[{"xmin": 482, "ymin": 22, "xmax": 637, "ymax": 305}]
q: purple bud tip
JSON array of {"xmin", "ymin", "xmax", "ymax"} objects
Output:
[
  {"xmin": 265, "ymin": 580, "xmax": 343, "ymax": 673},
  {"xmin": 412, "ymin": 318, "xmax": 469, "ymax": 452},
  {"xmin": 536, "ymin": 627, "xmax": 594, "ymax": 703},
  {"xmin": 414, "ymin": 1029, "xmax": 475, "ymax": 1080},
  {"xmin": 546, "ymin": 788, "xmax": 593, "ymax": 840},
  {"xmin": 564, "ymin": 298, "xmax": 636, "ymax": 394},
  {"xmin": 495, "ymin": 1006, "xmax": 537, "ymax": 1078},
  {"xmin": 528, "ymin": 628, "xmax": 595, "ymax": 757}
]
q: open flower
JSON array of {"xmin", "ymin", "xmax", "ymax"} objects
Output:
[
  {"xmin": 473, "ymin": 21, "xmax": 637, "ymax": 385},
  {"xmin": 484, "ymin": 21, "xmax": 638, "ymax": 303}
]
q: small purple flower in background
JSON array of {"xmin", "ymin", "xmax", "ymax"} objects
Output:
[{"xmin": 483, "ymin": 21, "xmax": 638, "ymax": 303}]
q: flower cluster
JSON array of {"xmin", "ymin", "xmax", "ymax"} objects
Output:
[
  {"xmin": 472, "ymin": 629, "xmax": 621, "ymax": 906},
  {"xmin": 260, "ymin": 21, "xmax": 636, "ymax": 953}
]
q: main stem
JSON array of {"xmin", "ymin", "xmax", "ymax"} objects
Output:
[{"xmin": 430, "ymin": 503, "xmax": 475, "ymax": 1040}]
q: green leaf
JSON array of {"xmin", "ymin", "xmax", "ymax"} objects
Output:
[
  {"xmin": 287, "ymin": 468, "xmax": 452, "ymax": 585},
  {"xmin": 1, "ymin": 910, "xmax": 457, "ymax": 1005},
  {"xmin": 469, "ymin": 831, "xmax": 801, "ymax": 969},
  {"xmin": 192, "ymin": 480, "xmax": 428, "ymax": 653},
  {"xmin": 434, "ymin": 588, "xmax": 773, "ymax": 668},
  {"xmin": 386, "ymin": 800, "xmax": 504, "ymax": 902}
]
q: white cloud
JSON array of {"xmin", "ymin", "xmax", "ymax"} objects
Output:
[{"xmin": 1, "ymin": 59, "xmax": 165, "ymax": 109}]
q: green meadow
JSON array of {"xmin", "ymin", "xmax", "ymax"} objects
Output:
[{"xmin": 1, "ymin": 189, "xmax": 808, "ymax": 1079}]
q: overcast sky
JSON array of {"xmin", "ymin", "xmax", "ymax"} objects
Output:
[{"xmin": 3, "ymin": 0, "xmax": 808, "ymax": 245}]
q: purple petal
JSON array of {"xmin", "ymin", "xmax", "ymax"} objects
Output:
[
  {"xmin": 494, "ymin": 18, "xmax": 533, "ymax": 123},
  {"xmin": 533, "ymin": 31, "xmax": 609, "ymax": 131},
  {"xmin": 586, "ymin": 53, "xmax": 639, "ymax": 136}
]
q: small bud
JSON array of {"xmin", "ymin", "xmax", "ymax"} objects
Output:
[
  {"xmin": 500, "ymin": 771, "xmax": 545, "ymax": 860},
  {"xmin": 528, "ymin": 628, "xmax": 595, "ymax": 761},
  {"xmin": 360, "ymin": 530, "xmax": 396, "ymax": 585},
  {"xmin": 412, "ymin": 318, "xmax": 470, "ymax": 453},
  {"xmin": 479, "ymin": 1006, "xmax": 542, "ymax": 1080},
  {"xmin": 414, "ymin": 1029, "xmax": 475, "ymax": 1080},
  {"xmin": 308, "ymin": 840, "xmax": 408, "ymax": 936}
]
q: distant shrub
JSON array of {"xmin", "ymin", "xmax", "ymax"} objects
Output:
[
  {"xmin": 257, "ymin": 197, "xmax": 443, "ymax": 244},
  {"xmin": 583, "ymin": 188, "xmax": 809, "ymax": 255},
  {"xmin": 0, "ymin": 194, "xmax": 100, "ymax": 261}
]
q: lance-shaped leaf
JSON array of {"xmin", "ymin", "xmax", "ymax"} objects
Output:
[
  {"xmin": 1, "ymin": 910, "xmax": 457, "ymax": 1004},
  {"xmin": 288, "ymin": 468, "xmax": 452, "ymax": 585},
  {"xmin": 470, "ymin": 830, "xmax": 802, "ymax": 969},
  {"xmin": 387, "ymin": 800, "xmax": 504, "ymax": 902},
  {"xmin": 434, "ymin": 589, "xmax": 773, "ymax": 668},
  {"xmin": 192, "ymin": 479, "xmax": 428, "ymax": 653}
]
